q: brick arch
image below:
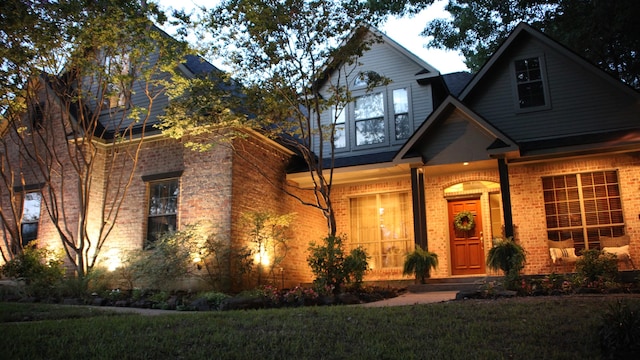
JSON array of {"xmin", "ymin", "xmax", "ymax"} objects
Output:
[{"xmin": 440, "ymin": 177, "xmax": 501, "ymax": 194}]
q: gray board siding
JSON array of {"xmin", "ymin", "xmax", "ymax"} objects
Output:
[
  {"xmin": 416, "ymin": 108, "xmax": 496, "ymax": 165},
  {"xmin": 317, "ymin": 38, "xmax": 435, "ymax": 158},
  {"xmin": 96, "ymin": 51, "xmax": 170, "ymax": 136},
  {"xmin": 464, "ymin": 34, "xmax": 640, "ymax": 143}
]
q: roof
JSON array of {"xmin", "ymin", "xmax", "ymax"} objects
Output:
[{"xmin": 441, "ymin": 71, "xmax": 473, "ymax": 97}]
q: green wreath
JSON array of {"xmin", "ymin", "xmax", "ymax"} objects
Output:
[{"xmin": 454, "ymin": 211, "xmax": 475, "ymax": 231}]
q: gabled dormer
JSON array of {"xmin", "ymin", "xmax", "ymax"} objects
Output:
[{"xmin": 316, "ymin": 27, "xmax": 444, "ymax": 164}]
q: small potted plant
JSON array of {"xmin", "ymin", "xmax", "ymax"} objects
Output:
[
  {"xmin": 486, "ymin": 236, "xmax": 526, "ymax": 289},
  {"xmin": 403, "ymin": 246, "xmax": 439, "ymax": 284}
]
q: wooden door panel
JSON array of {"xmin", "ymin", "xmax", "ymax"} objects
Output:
[{"xmin": 449, "ymin": 199, "xmax": 485, "ymax": 275}]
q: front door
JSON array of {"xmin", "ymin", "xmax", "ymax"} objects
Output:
[{"xmin": 449, "ymin": 199, "xmax": 485, "ymax": 275}]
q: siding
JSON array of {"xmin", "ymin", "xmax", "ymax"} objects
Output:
[
  {"xmin": 466, "ymin": 34, "xmax": 640, "ymax": 142},
  {"xmin": 317, "ymin": 35, "xmax": 436, "ymax": 158}
]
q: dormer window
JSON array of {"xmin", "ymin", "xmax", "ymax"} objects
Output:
[
  {"xmin": 354, "ymin": 71, "xmax": 383, "ymax": 88},
  {"xmin": 102, "ymin": 53, "xmax": 130, "ymax": 109},
  {"xmin": 513, "ymin": 56, "xmax": 550, "ymax": 110}
]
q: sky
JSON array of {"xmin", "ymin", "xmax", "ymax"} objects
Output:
[{"xmin": 156, "ymin": 0, "xmax": 468, "ymax": 74}]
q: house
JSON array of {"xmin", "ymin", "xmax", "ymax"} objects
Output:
[
  {"xmin": 2, "ymin": 22, "xmax": 639, "ymax": 290},
  {"xmin": 303, "ymin": 22, "xmax": 640, "ymax": 281}
]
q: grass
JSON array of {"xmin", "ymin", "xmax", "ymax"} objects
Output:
[{"xmin": 2, "ymin": 295, "xmax": 639, "ymax": 359}]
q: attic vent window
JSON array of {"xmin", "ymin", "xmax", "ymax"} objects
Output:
[
  {"xmin": 513, "ymin": 56, "xmax": 549, "ymax": 110},
  {"xmin": 354, "ymin": 71, "xmax": 382, "ymax": 88},
  {"xmin": 30, "ymin": 102, "xmax": 45, "ymax": 130}
]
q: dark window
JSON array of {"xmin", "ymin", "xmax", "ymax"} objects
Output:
[
  {"xmin": 146, "ymin": 179, "xmax": 179, "ymax": 247},
  {"xmin": 543, "ymin": 171, "xmax": 624, "ymax": 251},
  {"xmin": 30, "ymin": 102, "xmax": 45, "ymax": 130},
  {"xmin": 514, "ymin": 57, "xmax": 546, "ymax": 108}
]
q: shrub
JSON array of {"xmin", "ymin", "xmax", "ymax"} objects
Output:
[
  {"xmin": 403, "ymin": 247, "xmax": 438, "ymax": 284},
  {"xmin": 576, "ymin": 249, "xmax": 618, "ymax": 285},
  {"xmin": 343, "ymin": 247, "xmax": 369, "ymax": 289},
  {"xmin": 1, "ymin": 244, "xmax": 64, "ymax": 299},
  {"xmin": 599, "ymin": 300, "xmax": 640, "ymax": 359},
  {"xmin": 129, "ymin": 226, "xmax": 198, "ymax": 290},
  {"xmin": 307, "ymin": 235, "xmax": 369, "ymax": 292},
  {"xmin": 199, "ymin": 291, "xmax": 231, "ymax": 310}
]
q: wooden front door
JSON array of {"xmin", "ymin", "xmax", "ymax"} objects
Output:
[{"xmin": 449, "ymin": 199, "xmax": 485, "ymax": 275}]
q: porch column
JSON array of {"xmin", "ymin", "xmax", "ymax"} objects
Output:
[
  {"xmin": 411, "ymin": 167, "xmax": 427, "ymax": 249},
  {"xmin": 498, "ymin": 158, "xmax": 514, "ymax": 238}
]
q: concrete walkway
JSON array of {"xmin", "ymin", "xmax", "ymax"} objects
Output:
[{"xmin": 360, "ymin": 291, "xmax": 458, "ymax": 307}]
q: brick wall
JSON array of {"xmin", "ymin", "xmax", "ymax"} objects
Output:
[{"xmin": 509, "ymin": 153, "xmax": 640, "ymax": 274}]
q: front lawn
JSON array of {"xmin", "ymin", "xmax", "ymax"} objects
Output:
[{"xmin": 2, "ymin": 295, "xmax": 639, "ymax": 359}]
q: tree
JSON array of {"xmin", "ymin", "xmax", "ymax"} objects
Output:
[
  {"xmin": 0, "ymin": 0, "xmax": 191, "ymax": 278},
  {"xmin": 160, "ymin": 0, "xmax": 387, "ymax": 237},
  {"xmin": 371, "ymin": 0, "xmax": 640, "ymax": 88}
]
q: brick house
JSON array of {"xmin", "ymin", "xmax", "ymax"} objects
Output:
[
  {"xmin": 289, "ymin": 23, "xmax": 640, "ymax": 282},
  {"xmin": 2, "ymin": 23, "xmax": 639, "ymax": 289}
]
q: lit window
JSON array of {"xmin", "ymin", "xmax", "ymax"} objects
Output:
[
  {"xmin": 393, "ymin": 88, "xmax": 410, "ymax": 140},
  {"xmin": 147, "ymin": 179, "xmax": 179, "ymax": 246},
  {"xmin": 348, "ymin": 192, "xmax": 414, "ymax": 269},
  {"xmin": 21, "ymin": 192, "xmax": 42, "ymax": 246},
  {"xmin": 333, "ymin": 106, "xmax": 346, "ymax": 149},
  {"xmin": 354, "ymin": 92, "xmax": 385, "ymax": 146},
  {"xmin": 514, "ymin": 57, "xmax": 547, "ymax": 109},
  {"xmin": 543, "ymin": 171, "xmax": 624, "ymax": 251}
]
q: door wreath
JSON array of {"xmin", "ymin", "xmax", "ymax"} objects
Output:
[{"xmin": 454, "ymin": 210, "xmax": 475, "ymax": 231}]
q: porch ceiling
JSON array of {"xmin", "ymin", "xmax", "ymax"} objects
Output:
[{"xmin": 287, "ymin": 162, "xmax": 412, "ymax": 188}]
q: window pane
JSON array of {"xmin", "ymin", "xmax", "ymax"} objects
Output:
[
  {"xmin": 22, "ymin": 192, "xmax": 42, "ymax": 222},
  {"xmin": 514, "ymin": 57, "xmax": 545, "ymax": 108},
  {"xmin": 395, "ymin": 114, "xmax": 410, "ymax": 140},
  {"xmin": 21, "ymin": 223, "xmax": 38, "ymax": 246},
  {"xmin": 333, "ymin": 107, "xmax": 346, "ymax": 149},
  {"xmin": 392, "ymin": 88, "xmax": 408, "ymax": 114},
  {"xmin": 356, "ymin": 118, "xmax": 385, "ymax": 145},
  {"xmin": 354, "ymin": 93, "xmax": 384, "ymax": 120}
]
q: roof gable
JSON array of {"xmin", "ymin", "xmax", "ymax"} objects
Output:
[{"xmin": 394, "ymin": 96, "xmax": 518, "ymax": 164}]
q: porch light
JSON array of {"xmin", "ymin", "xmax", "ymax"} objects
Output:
[{"xmin": 463, "ymin": 162, "xmax": 469, "ymax": 166}]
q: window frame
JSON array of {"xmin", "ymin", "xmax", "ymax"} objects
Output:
[
  {"xmin": 145, "ymin": 177, "xmax": 180, "ymax": 247},
  {"xmin": 510, "ymin": 54, "xmax": 551, "ymax": 112},
  {"xmin": 542, "ymin": 170, "xmax": 624, "ymax": 251},
  {"xmin": 20, "ymin": 191, "xmax": 42, "ymax": 247},
  {"xmin": 347, "ymin": 190, "xmax": 414, "ymax": 270},
  {"xmin": 353, "ymin": 91, "xmax": 387, "ymax": 148},
  {"xmin": 390, "ymin": 86, "xmax": 412, "ymax": 143}
]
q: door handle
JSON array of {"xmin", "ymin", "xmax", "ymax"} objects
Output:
[{"xmin": 480, "ymin": 231, "xmax": 484, "ymax": 249}]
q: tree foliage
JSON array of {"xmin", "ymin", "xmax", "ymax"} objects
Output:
[
  {"xmin": 370, "ymin": 0, "xmax": 640, "ymax": 88},
  {"xmin": 160, "ymin": 0, "xmax": 387, "ymax": 237},
  {"xmin": 0, "ymin": 0, "xmax": 191, "ymax": 277}
]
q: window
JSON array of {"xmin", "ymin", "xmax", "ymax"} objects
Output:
[
  {"xmin": 333, "ymin": 106, "xmax": 346, "ymax": 149},
  {"xmin": 354, "ymin": 92, "xmax": 385, "ymax": 146},
  {"xmin": 348, "ymin": 192, "xmax": 413, "ymax": 269},
  {"xmin": 29, "ymin": 102, "xmax": 45, "ymax": 130},
  {"xmin": 543, "ymin": 171, "xmax": 624, "ymax": 251},
  {"xmin": 103, "ymin": 53, "xmax": 130, "ymax": 109},
  {"xmin": 147, "ymin": 179, "xmax": 179, "ymax": 246},
  {"xmin": 514, "ymin": 57, "xmax": 548, "ymax": 109},
  {"xmin": 21, "ymin": 192, "xmax": 42, "ymax": 246},
  {"xmin": 393, "ymin": 88, "xmax": 410, "ymax": 140}
]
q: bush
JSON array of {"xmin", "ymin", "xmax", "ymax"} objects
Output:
[
  {"xmin": 599, "ymin": 300, "xmax": 640, "ymax": 359},
  {"xmin": 575, "ymin": 249, "xmax": 618, "ymax": 285},
  {"xmin": 0, "ymin": 244, "xmax": 64, "ymax": 299},
  {"xmin": 129, "ymin": 227, "xmax": 198, "ymax": 290},
  {"xmin": 307, "ymin": 235, "xmax": 369, "ymax": 292}
]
